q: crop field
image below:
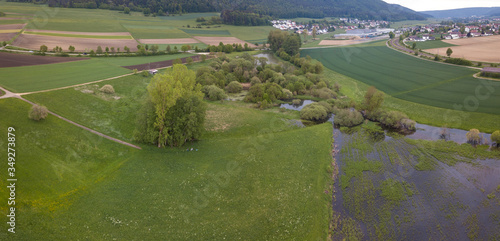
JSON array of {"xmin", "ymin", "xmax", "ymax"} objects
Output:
[
  {"xmin": 0, "ymin": 52, "xmax": 197, "ymax": 92},
  {"xmin": 426, "ymin": 35, "xmax": 500, "ymax": 63},
  {"xmin": 138, "ymin": 38, "xmax": 200, "ymax": 44},
  {"xmin": 407, "ymin": 40, "xmax": 456, "ymax": 50},
  {"xmin": 302, "ymin": 41, "xmax": 500, "ymax": 115},
  {"xmin": 193, "ymin": 36, "xmax": 257, "ymax": 47},
  {"xmin": 23, "ymin": 30, "xmax": 133, "ymax": 39},
  {"xmin": 12, "ymin": 33, "xmax": 139, "ymax": 52},
  {"xmin": 0, "ymin": 52, "xmax": 87, "ymax": 68},
  {"xmin": 0, "ymin": 59, "xmax": 130, "ymax": 93},
  {"xmin": 330, "ymin": 126, "xmax": 500, "ymax": 240}
]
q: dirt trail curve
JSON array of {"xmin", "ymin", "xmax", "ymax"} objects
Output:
[{"xmin": 0, "ymin": 86, "xmax": 141, "ymax": 150}]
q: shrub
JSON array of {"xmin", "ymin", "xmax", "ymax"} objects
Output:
[
  {"xmin": 300, "ymin": 103, "xmax": 329, "ymax": 122},
  {"xmin": 377, "ymin": 110, "xmax": 416, "ymax": 131},
  {"xmin": 282, "ymin": 89, "xmax": 293, "ymax": 99},
  {"xmin": 100, "ymin": 84, "xmax": 115, "ymax": 94},
  {"xmin": 226, "ymin": 81, "xmax": 243, "ymax": 93},
  {"xmin": 318, "ymin": 101, "xmax": 334, "ymax": 114},
  {"xmin": 444, "ymin": 58, "xmax": 473, "ymax": 66},
  {"xmin": 292, "ymin": 99, "xmax": 302, "ymax": 105},
  {"xmin": 312, "ymin": 87, "xmax": 337, "ymax": 99},
  {"xmin": 203, "ymin": 85, "xmax": 227, "ymax": 101},
  {"xmin": 492, "ymin": 130, "xmax": 500, "ymax": 147},
  {"xmin": 334, "ymin": 109, "xmax": 363, "ymax": 127},
  {"xmin": 250, "ymin": 76, "xmax": 261, "ymax": 85},
  {"xmin": 142, "ymin": 70, "xmax": 150, "ymax": 77},
  {"xmin": 29, "ymin": 104, "xmax": 49, "ymax": 121},
  {"xmin": 466, "ymin": 129, "xmax": 481, "ymax": 145}
]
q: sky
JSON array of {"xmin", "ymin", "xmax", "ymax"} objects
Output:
[{"xmin": 382, "ymin": 0, "xmax": 500, "ymax": 11}]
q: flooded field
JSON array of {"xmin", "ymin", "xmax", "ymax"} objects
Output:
[
  {"xmin": 330, "ymin": 125, "xmax": 500, "ymax": 240},
  {"xmin": 280, "ymin": 100, "xmax": 500, "ymax": 240}
]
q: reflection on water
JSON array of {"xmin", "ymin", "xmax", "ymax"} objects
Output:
[
  {"xmin": 280, "ymin": 100, "xmax": 315, "ymax": 111},
  {"xmin": 281, "ymin": 99, "xmax": 493, "ymax": 144},
  {"xmin": 253, "ymin": 52, "xmax": 280, "ymax": 65}
]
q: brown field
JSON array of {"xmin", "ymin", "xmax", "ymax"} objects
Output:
[
  {"xmin": 0, "ymin": 24, "xmax": 26, "ymax": 30},
  {"xmin": 139, "ymin": 38, "xmax": 200, "ymax": 44},
  {"xmin": 0, "ymin": 52, "xmax": 87, "ymax": 68},
  {"xmin": 318, "ymin": 39, "xmax": 365, "ymax": 46},
  {"xmin": 426, "ymin": 35, "xmax": 500, "ymax": 63},
  {"xmin": 12, "ymin": 34, "xmax": 139, "ymax": 52},
  {"xmin": 0, "ymin": 33, "xmax": 16, "ymax": 41},
  {"xmin": 193, "ymin": 36, "xmax": 257, "ymax": 47},
  {"xmin": 24, "ymin": 29, "xmax": 131, "ymax": 36}
]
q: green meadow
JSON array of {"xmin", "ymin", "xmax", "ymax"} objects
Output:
[
  {"xmin": 0, "ymin": 92, "xmax": 333, "ymax": 240},
  {"xmin": 407, "ymin": 40, "xmax": 456, "ymax": 50},
  {"xmin": 302, "ymin": 41, "xmax": 500, "ymax": 116}
]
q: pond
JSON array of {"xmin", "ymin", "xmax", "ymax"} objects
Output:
[{"xmin": 253, "ymin": 52, "xmax": 280, "ymax": 65}]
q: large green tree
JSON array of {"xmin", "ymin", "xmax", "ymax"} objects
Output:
[
  {"xmin": 135, "ymin": 64, "xmax": 206, "ymax": 147},
  {"xmin": 364, "ymin": 86, "xmax": 384, "ymax": 113}
]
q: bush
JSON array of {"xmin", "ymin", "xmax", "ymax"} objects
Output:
[
  {"xmin": 226, "ymin": 81, "xmax": 243, "ymax": 93},
  {"xmin": 282, "ymin": 89, "xmax": 293, "ymax": 99},
  {"xmin": 142, "ymin": 70, "xmax": 150, "ymax": 77},
  {"xmin": 100, "ymin": 84, "xmax": 115, "ymax": 94},
  {"xmin": 492, "ymin": 130, "xmax": 500, "ymax": 147},
  {"xmin": 444, "ymin": 58, "xmax": 473, "ymax": 66},
  {"xmin": 203, "ymin": 85, "xmax": 227, "ymax": 101},
  {"xmin": 29, "ymin": 104, "xmax": 49, "ymax": 121},
  {"xmin": 300, "ymin": 103, "xmax": 329, "ymax": 122},
  {"xmin": 312, "ymin": 87, "xmax": 337, "ymax": 99},
  {"xmin": 292, "ymin": 99, "xmax": 302, "ymax": 105},
  {"xmin": 334, "ymin": 109, "xmax": 364, "ymax": 127},
  {"xmin": 250, "ymin": 76, "xmax": 261, "ymax": 85},
  {"xmin": 466, "ymin": 129, "xmax": 481, "ymax": 145}
]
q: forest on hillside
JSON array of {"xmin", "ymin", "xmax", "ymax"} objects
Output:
[{"xmin": 7, "ymin": 0, "xmax": 427, "ymax": 21}]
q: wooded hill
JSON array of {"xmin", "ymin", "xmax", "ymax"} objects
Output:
[{"xmin": 7, "ymin": 0, "xmax": 427, "ymax": 21}]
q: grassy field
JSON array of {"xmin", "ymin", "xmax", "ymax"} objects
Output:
[
  {"xmin": 0, "ymin": 58, "xmax": 130, "ymax": 93},
  {"xmin": 316, "ymin": 56, "xmax": 500, "ymax": 133},
  {"xmin": 0, "ymin": 53, "xmax": 196, "ymax": 93},
  {"xmin": 407, "ymin": 40, "xmax": 456, "ymax": 50},
  {"xmin": 302, "ymin": 41, "xmax": 500, "ymax": 116},
  {"xmin": 0, "ymin": 90, "xmax": 333, "ymax": 240},
  {"xmin": 0, "ymin": 98, "xmax": 138, "ymax": 241},
  {"xmin": 301, "ymin": 29, "xmax": 347, "ymax": 48},
  {"xmin": 23, "ymin": 31, "xmax": 133, "ymax": 39}
]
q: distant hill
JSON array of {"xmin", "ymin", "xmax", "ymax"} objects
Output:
[
  {"xmin": 421, "ymin": 7, "xmax": 500, "ymax": 19},
  {"xmin": 8, "ymin": 0, "xmax": 428, "ymax": 21}
]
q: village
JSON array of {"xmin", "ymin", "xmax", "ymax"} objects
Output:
[
  {"xmin": 271, "ymin": 18, "xmax": 390, "ymax": 36},
  {"xmin": 403, "ymin": 18, "xmax": 500, "ymax": 41}
]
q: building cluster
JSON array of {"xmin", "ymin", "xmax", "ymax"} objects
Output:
[
  {"xmin": 271, "ymin": 20, "xmax": 329, "ymax": 35},
  {"xmin": 403, "ymin": 19, "xmax": 500, "ymax": 41},
  {"xmin": 271, "ymin": 18, "xmax": 390, "ymax": 36}
]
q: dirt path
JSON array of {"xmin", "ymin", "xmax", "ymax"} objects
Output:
[
  {"xmin": 0, "ymin": 85, "xmax": 141, "ymax": 149},
  {"xmin": 17, "ymin": 72, "xmax": 136, "ymax": 96}
]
